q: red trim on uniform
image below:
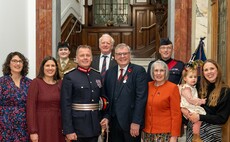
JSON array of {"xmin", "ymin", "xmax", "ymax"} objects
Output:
[
  {"xmin": 77, "ymin": 66, "xmax": 91, "ymax": 73},
  {"xmin": 102, "ymin": 97, "xmax": 107, "ymax": 110},
  {"xmin": 167, "ymin": 60, "xmax": 177, "ymax": 70}
]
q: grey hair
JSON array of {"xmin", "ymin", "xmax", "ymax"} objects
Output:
[
  {"xmin": 115, "ymin": 43, "xmax": 131, "ymax": 52},
  {"xmin": 150, "ymin": 60, "xmax": 169, "ymax": 81},
  {"xmin": 99, "ymin": 34, "xmax": 115, "ymax": 47}
]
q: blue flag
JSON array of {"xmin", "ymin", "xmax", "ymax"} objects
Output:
[{"xmin": 191, "ymin": 37, "xmax": 207, "ymax": 62}]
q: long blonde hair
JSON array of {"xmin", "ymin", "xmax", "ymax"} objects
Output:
[{"xmin": 199, "ymin": 59, "xmax": 228, "ymax": 106}]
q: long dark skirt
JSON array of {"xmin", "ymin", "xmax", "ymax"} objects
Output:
[{"xmin": 186, "ymin": 121, "xmax": 222, "ymax": 142}]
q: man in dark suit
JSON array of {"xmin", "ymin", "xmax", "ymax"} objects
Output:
[
  {"xmin": 61, "ymin": 45, "xmax": 104, "ymax": 142},
  {"xmin": 100, "ymin": 43, "xmax": 148, "ymax": 142},
  {"xmin": 91, "ymin": 34, "xmax": 117, "ymax": 81}
]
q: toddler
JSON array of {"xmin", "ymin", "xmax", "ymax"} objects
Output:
[{"xmin": 179, "ymin": 66, "xmax": 206, "ymax": 142}]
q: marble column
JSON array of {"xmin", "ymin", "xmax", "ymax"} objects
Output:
[
  {"xmin": 174, "ymin": 0, "xmax": 192, "ymax": 63},
  {"xmin": 191, "ymin": 0, "xmax": 209, "ymax": 58},
  {"xmin": 36, "ymin": 0, "xmax": 53, "ymax": 74}
]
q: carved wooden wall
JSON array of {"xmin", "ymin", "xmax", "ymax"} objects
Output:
[
  {"xmin": 82, "ymin": 27, "xmax": 133, "ymax": 55},
  {"xmin": 132, "ymin": 5, "xmax": 156, "ymax": 50}
]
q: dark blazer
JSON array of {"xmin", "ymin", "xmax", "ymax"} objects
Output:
[
  {"xmin": 104, "ymin": 63, "xmax": 148, "ymax": 131},
  {"xmin": 91, "ymin": 55, "xmax": 117, "ymax": 71}
]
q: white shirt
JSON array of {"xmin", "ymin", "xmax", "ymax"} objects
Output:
[
  {"xmin": 117, "ymin": 65, "xmax": 128, "ymax": 79},
  {"xmin": 99, "ymin": 53, "xmax": 111, "ymax": 72}
]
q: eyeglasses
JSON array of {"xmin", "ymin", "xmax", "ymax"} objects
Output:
[
  {"xmin": 115, "ymin": 52, "xmax": 130, "ymax": 56},
  {"xmin": 11, "ymin": 59, "xmax": 23, "ymax": 64},
  {"xmin": 160, "ymin": 46, "xmax": 172, "ymax": 50}
]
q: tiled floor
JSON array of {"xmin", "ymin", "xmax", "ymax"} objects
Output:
[
  {"xmin": 178, "ymin": 134, "xmax": 186, "ymax": 142},
  {"xmin": 178, "ymin": 126, "xmax": 187, "ymax": 142},
  {"xmin": 101, "ymin": 127, "xmax": 187, "ymax": 142}
]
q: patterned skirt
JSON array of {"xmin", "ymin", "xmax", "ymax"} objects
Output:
[
  {"xmin": 142, "ymin": 132, "xmax": 171, "ymax": 142},
  {"xmin": 186, "ymin": 121, "xmax": 222, "ymax": 142}
]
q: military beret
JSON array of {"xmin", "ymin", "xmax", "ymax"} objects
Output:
[
  {"xmin": 160, "ymin": 38, "xmax": 172, "ymax": 46},
  {"xmin": 57, "ymin": 41, "xmax": 70, "ymax": 49}
]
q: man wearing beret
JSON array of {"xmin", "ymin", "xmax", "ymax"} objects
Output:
[
  {"xmin": 147, "ymin": 38, "xmax": 184, "ymax": 84},
  {"xmin": 57, "ymin": 41, "xmax": 77, "ymax": 79}
]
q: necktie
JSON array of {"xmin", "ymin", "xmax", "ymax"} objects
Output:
[
  {"xmin": 101, "ymin": 55, "xmax": 107, "ymax": 80},
  {"xmin": 118, "ymin": 69, "xmax": 123, "ymax": 81},
  {"xmin": 61, "ymin": 61, "xmax": 66, "ymax": 69}
]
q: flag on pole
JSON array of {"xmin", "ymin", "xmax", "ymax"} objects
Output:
[
  {"xmin": 190, "ymin": 37, "xmax": 207, "ymax": 62},
  {"xmin": 194, "ymin": 37, "xmax": 207, "ymax": 61},
  {"xmin": 189, "ymin": 37, "xmax": 207, "ymax": 80}
]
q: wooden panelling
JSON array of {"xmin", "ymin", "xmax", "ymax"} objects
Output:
[
  {"xmin": 82, "ymin": 27, "xmax": 133, "ymax": 55},
  {"xmin": 78, "ymin": 2, "xmax": 158, "ymax": 58},
  {"xmin": 132, "ymin": 5, "xmax": 156, "ymax": 50},
  {"xmin": 222, "ymin": 0, "xmax": 230, "ymax": 142},
  {"xmin": 110, "ymin": 33, "xmax": 121, "ymax": 45},
  {"xmin": 87, "ymin": 33, "xmax": 99, "ymax": 52},
  {"xmin": 211, "ymin": 0, "xmax": 218, "ymax": 61},
  {"xmin": 122, "ymin": 32, "xmax": 132, "ymax": 48},
  {"xmin": 136, "ymin": 10, "xmax": 148, "ymax": 49}
]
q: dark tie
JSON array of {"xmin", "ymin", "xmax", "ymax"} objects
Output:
[
  {"xmin": 101, "ymin": 55, "xmax": 107, "ymax": 81},
  {"xmin": 118, "ymin": 69, "xmax": 123, "ymax": 81}
]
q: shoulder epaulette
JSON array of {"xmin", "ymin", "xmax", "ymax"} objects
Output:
[
  {"xmin": 90, "ymin": 67, "xmax": 100, "ymax": 73},
  {"xmin": 64, "ymin": 67, "xmax": 76, "ymax": 74}
]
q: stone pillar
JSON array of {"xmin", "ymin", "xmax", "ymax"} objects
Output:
[
  {"xmin": 36, "ymin": 0, "xmax": 53, "ymax": 74},
  {"xmin": 191, "ymin": 0, "xmax": 209, "ymax": 58},
  {"xmin": 174, "ymin": 0, "xmax": 192, "ymax": 63}
]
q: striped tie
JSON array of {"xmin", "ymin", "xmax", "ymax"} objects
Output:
[
  {"xmin": 101, "ymin": 55, "xmax": 107, "ymax": 82},
  {"xmin": 118, "ymin": 69, "xmax": 123, "ymax": 81}
]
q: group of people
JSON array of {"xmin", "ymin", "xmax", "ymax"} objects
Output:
[{"xmin": 0, "ymin": 34, "xmax": 229, "ymax": 142}]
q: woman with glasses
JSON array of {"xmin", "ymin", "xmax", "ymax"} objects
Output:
[
  {"xmin": 0, "ymin": 51, "xmax": 32, "ymax": 141},
  {"xmin": 143, "ymin": 60, "xmax": 182, "ymax": 142}
]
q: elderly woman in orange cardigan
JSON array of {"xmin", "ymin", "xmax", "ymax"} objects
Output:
[{"xmin": 143, "ymin": 60, "xmax": 182, "ymax": 142}]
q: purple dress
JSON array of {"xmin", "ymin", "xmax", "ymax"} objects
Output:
[{"xmin": 0, "ymin": 75, "xmax": 31, "ymax": 142}]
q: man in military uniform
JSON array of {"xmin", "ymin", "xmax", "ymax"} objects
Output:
[
  {"xmin": 57, "ymin": 41, "xmax": 77, "ymax": 79},
  {"xmin": 147, "ymin": 38, "xmax": 184, "ymax": 84},
  {"xmin": 61, "ymin": 45, "xmax": 106, "ymax": 142}
]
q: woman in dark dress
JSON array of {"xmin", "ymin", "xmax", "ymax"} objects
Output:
[
  {"xmin": 182, "ymin": 59, "xmax": 230, "ymax": 142},
  {"xmin": 26, "ymin": 56, "xmax": 65, "ymax": 142},
  {"xmin": 0, "ymin": 52, "xmax": 31, "ymax": 142}
]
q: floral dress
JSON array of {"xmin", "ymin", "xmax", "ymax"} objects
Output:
[{"xmin": 0, "ymin": 75, "xmax": 31, "ymax": 142}]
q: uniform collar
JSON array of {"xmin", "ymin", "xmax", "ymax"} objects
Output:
[
  {"xmin": 77, "ymin": 66, "xmax": 91, "ymax": 73},
  {"xmin": 60, "ymin": 58, "xmax": 69, "ymax": 64},
  {"xmin": 161, "ymin": 58, "xmax": 172, "ymax": 64}
]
